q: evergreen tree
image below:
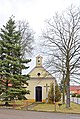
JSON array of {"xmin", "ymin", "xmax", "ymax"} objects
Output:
[
  {"xmin": 48, "ymin": 83, "xmax": 61, "ymax": 103},
  {"xmin": 59, "ymin": 77, "xmax": 66, "ymax": 104},
  {"xmin": 48, "ymin": 83, "xmax": 54, "ymax": 103},
  {"xmin": 55, "ymin": 84, "xmax": 61, "ymax": 102},
  {"xmin": 0, "ymin": 16, "xmax": 31, "ymax": 105}
]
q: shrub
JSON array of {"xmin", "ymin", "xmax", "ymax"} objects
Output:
[
  {"xmin": 76, "ymin": 94, "xmax": 80, "ymax": 98},
  {"xmin": 72, "ymin": 93, "xmax": 76, "ymax": 97}
]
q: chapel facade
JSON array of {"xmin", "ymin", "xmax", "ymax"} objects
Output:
[{"xmin": 25, "ymin": 55, "xmax": 56, "ymax": 102}]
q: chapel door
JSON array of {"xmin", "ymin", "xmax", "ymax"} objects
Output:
[{"xmin": 35, "ymin": 86, "xmax": 42, "ymax": 102}]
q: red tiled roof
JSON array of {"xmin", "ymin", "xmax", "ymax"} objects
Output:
[{"xmin": 70, "ymin": 86, "xmax": 80, "ymax": 91}]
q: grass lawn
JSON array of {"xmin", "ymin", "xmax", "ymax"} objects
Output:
[
  {"xmin": 0, "ymin": 100, "xmax": 80, "ymax": 114},
  {"xmin": 0, "ymin": 100, "xmax": 32, "ymax": 110},
  {"xmin": 31, "ymin": 102, "xmax": 80, "ymax": 114}
]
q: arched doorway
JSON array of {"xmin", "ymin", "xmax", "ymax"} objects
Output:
[{"xmin": 35, "ymin": 86, "xmax": 42, "ymax": 102}]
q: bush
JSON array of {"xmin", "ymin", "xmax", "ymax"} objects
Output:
[
  {"xmin": 72, "ymin": 93, "xmax": 76, "ymax": 97},
  {"xmin": 76, "ymin": 94, "xmax": 80, "ymax": 98}
]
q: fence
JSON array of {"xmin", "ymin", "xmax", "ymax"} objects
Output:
[{"xmin": 70, "ymin": 97, "xmax": 80, "ymax": 104}]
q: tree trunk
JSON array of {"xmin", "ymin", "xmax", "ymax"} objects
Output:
[
  {"xmin": 66, "ymin": 52, "xmax": 70, "ymax": 108},
  {"xmin": 5, "ymin": 80, "xmax": 9, "ymax": 106},
  {"xmin": 5, "ymin": 101, "xmax": 9, "ymax": 106},
  {"xmin": 66, "ymin": 80, "xmax": 70, "ymax": 108},
  {"xmin": 62, "ymin": 89, "xmax": 65, "ymax": 104},
  {"xmin": 62, "ymin": 71, "xmax": 65, "ymax": 104},
  {"xmin": 66, "ymin": 69, "xmax": 70, "ymax": 107}
]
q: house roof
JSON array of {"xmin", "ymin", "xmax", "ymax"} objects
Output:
[{"xmin": 70, "ymin": 85, "xmax": 80, "ymax": 91}]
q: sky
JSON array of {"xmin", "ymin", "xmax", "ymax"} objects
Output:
[
  {"xmin": 0, "ymin": 0, "xmax": 80, "ymax": 34},
  {"xmin": 0, "ymin": 0, "xmax": 80, "ymax": 84}
]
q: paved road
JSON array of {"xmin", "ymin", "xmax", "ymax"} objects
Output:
[{"xmin": 0, "ymin": 109, "xmax": 80, "ymax": 119}]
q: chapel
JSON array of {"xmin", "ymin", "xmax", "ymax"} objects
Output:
[{"xmin": 25, "ymin": 55, "xmax": 56, "ymax": 102}]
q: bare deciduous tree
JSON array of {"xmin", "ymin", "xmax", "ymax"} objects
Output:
[
  {"xmin": 41, "ymin": 6, "xmax": 80, "ymax": 108},
  {"xmin": 17, "ymin": 20, "xmax": 35, "ymax": 58}
]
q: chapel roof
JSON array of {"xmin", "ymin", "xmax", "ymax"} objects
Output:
[{"xmin": 28, "ymin": 55, "xmax": 55, "ymax": 79}]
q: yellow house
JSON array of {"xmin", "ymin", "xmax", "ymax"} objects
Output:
[{"xmin": 25, "ymin": 55, "xmax": 56, "ymax": 102}]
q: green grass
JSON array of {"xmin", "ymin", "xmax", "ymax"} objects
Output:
[{"xmin": 31, "ymin": 102, "xmax": 80, "ymax": 114}]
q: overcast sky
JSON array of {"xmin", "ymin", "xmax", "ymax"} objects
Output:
[
  {"xmin": 0, "ymin": 0, "xmax": 80, "ymax": 34},
  {"xmin": 0, "ymin": 0, "xmax": 80, "ymax": 81}
]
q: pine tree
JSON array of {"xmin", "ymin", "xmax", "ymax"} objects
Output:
[{"xmin": 0, "ymin": 16, "xmax": 31, "ymax": 105}]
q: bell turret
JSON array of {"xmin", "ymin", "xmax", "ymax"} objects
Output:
[{"xmin": 36, "ymin": 55, "xmax": 43, "ymax": 67}]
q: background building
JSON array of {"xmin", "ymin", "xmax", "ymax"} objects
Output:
[{"xmin": 70, "ymin": 85, "xmax": 80, "ymax": 94}]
